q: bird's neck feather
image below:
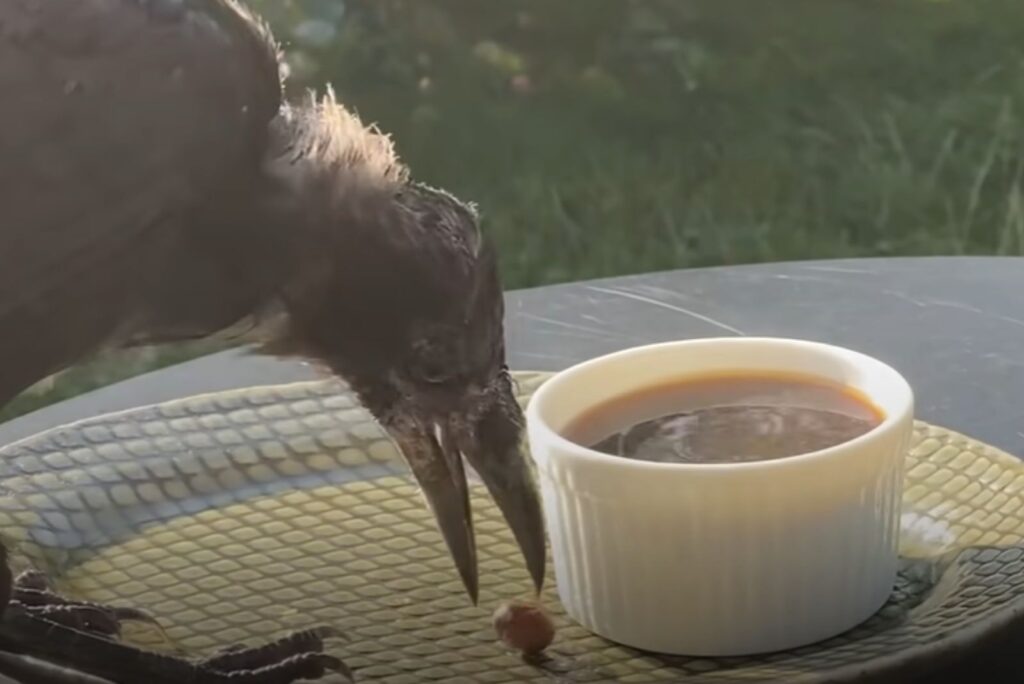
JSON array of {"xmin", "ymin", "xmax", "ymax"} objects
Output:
[
  {"xmin": 218, "ymin": 98, "xmax": 416, "ymax": 354},
  {"xmin": 263, "ymin": 92, "xmax": 409, "ymax": 196}
]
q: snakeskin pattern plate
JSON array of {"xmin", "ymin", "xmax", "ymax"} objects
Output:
[{"xmin": 1, "ymin": 371, "xmax": 1023, "ymax": 683}]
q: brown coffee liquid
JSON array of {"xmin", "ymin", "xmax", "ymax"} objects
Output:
[{"xmin": 564, "ymin": 371, "xmax": 884, "ymax": 464}]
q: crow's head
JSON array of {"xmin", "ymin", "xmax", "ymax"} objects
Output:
[{"xmin": 262, "ymin": 94, "xmax": 545, "ymax": 603}]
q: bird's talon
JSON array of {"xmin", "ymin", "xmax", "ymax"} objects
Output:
[
  {"xmin": 111, "ymin": 606, "xmax": 162, "ymax": 626},
  {"xmin": 313, "ymin": 625, "xmax": 347, "ymax": 641},
  {"xmin": 323, "ymin": 655, "xmax": 354, "ymax": 682},
  {"xmin": 213, "ymin": 643, "xmax": 247, "ymax": 655},
  {"xmin": 14, "ymin": 569, "xmax": 50, "ymax": 592}
]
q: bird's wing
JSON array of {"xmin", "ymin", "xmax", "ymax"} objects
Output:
[{"xmin": 0, "ymin": 0, "xmax": 282, "ymax": 400}]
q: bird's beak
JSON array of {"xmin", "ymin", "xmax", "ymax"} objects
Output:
[
  {"xmin": 387, "ymin": 417, "xmax": 479, "ymax": 601},
  {"xmin": 386, "ymin": 385, "xmax": 546, "ymax": 604},
  {"xmin": 456, "ymin": 388, "xmax": 546, "ymax": 599}
]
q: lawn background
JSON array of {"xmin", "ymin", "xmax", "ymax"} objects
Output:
[{"xmin": 6, "ymin": 0, "xmax": 1024, "ymax": 421}]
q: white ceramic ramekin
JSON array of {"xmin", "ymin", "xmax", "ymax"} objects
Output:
[{"xmin": 525, "ymin": 337, "xmax": 914, "ymax": 656}]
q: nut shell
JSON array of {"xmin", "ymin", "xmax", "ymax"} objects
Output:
[{"xmin": 492, "ymin": 599, "xmax": 555, "ymax": 655}]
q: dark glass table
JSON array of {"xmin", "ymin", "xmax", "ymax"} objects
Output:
[{"xmin": 4, "ymin": 255, "xmax": 1024, "ymax": 681}]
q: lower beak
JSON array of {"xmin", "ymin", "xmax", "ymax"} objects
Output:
[
  {"xmin": 387, "ymin": 399, "xmax": 546, "ymax": 604},
  {"xmin": 388, "ymin": 420, "xmax": 479, "ymax": 602}
]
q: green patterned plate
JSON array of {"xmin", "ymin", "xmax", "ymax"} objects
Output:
[{"xmin": 2, "ymin": 371, "xmax": 1024, "ymax": 683}]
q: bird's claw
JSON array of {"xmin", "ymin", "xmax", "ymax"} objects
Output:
[{"xmin": 0, "ymin": 541, "xmax": 351, "ymax": 684}]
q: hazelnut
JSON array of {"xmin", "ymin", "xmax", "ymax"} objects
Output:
[{"xmin": 492, "ymin": 599, "xmax": 555, "ymax": 655}]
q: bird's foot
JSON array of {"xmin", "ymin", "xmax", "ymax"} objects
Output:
[
  {"xmin": 198, "ymin": 627, "xmax": 351, "ymax": 682},
  {"xmin": 1, "ymin": 562, "xmax": 350, "ymax": 683},
  {"xmin": 13, "ymin": 568, "xmax": 164, "ymax": 639}
]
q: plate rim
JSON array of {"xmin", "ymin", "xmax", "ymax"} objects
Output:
[{"xmin": 3, "ymin": 370, "xmax": 1024, "ymax": 683}]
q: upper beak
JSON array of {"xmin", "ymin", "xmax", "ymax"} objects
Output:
[{"xmin": 386, "ymin": 389, "xmax": 546, "ymax": 604}]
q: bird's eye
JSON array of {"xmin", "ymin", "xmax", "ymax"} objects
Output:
[
  {"xmin": 409, "ymin": 330, "xmax": 459, "ymax": 385},
  {"xmin": 412, "ymin": 358, "xmax": 455, "ymax": 385}
]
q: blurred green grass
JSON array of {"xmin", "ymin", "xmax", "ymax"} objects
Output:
[{"xmin": 5, "ymin": 0, "xmax": 1024, "ymax": 421}]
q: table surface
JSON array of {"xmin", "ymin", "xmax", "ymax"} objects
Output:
[
  {"xmin": 4, "ymin": 254, "xmax": 1024, "ymax": 683},
  {"xmin": 5, "ymin": 255, "xmax": 1024, "ymax": 456}
]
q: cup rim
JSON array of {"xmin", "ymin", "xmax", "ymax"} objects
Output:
[{"xmin": 525, "ymin": 336, "xmax": 915, "ymax": 472}]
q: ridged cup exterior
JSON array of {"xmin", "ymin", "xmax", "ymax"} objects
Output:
[{"xmin": 526, "ymin": 338, "xmax": 914, "ymax": 656}]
